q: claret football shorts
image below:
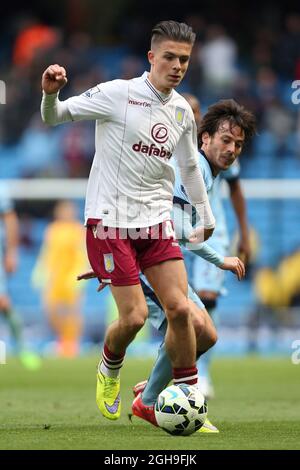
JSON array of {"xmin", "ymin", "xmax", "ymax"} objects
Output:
[{"xmin": 86, "ymin": 219, "xmax": 183, "ymax": 286}]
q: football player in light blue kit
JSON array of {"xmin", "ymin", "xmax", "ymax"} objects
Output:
[
  {"xmin": 182, "ymin": 95, "xmax": 251, "ymax": 399},
  {"xmin": 0, "ymin": 184, "xmax": 22, "ymax": 350},
  {"xmin": 0, "ymin": 184, "xmax": 41, "ymax": 369},
  {"xmin": 183, "ymin": 159, "xmax": 247, "ymax": 398},
  {"xmin": 132, "ymin": 98, "xmax": 256, "ymax": 432}
]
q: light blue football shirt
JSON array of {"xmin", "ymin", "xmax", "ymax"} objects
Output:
[
  {"xmin": 173, "ymin": 151, "xmax": 240, "ymax": 252},
  {"xmin": 0, "ymin": 184, "xmax": 14, "ymax": 254}
]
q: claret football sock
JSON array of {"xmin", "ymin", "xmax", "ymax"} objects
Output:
[
  {"xmin": 99, "ymin": 343, "xmax": 125, "ymax": 378},
  {"xmin": 173, "ymin": 366, "xmax": 198, "ymax": 386}
]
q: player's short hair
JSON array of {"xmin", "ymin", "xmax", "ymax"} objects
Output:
[
  {"xmin": 198, "ymin": 99, "xmax": 256, "ymax": 144},
  {"xmin": 151, "ymin": 20, "xmax": 196, "ymax": 48}
]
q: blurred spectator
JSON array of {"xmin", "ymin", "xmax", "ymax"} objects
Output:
[
  {"xmin": 232, "ymin": 72, "xmax": 259, "ymax": 117},
  {"xmin": 61, "ymin": 121, "xmax": 95, "ymax": 177},
  {"xmin": 184, "ymin": 14, "xmax": 207, "ymax": 43},
  {"xmin": 248, "ymin": 245, "xmax": 300, "ymax": 352},
  {"xmin": 254, "ymin": 66, "xmax": 280, "ymax": 107},
  {"xmin": 263, "ymin": 98, "xmax": 295, "ymax": 156},
  {"xmin": 184, "ymin": 41, "xmax": 203, "ymax": 97},
  {"xmin": 13, "ymin": 23, "xmax": 61, "ymax": 68},
  {"xmin": 254, "ymin": 248, "xmax": 300, "ymax": 308},
  {"xmin": 253, "ymin": 66, "xmax": 283, "ymax": 133},
  {"xmin": 18, "ymin": 112, "xmax": 62, "ymax": 177},
  {"xmin": 274, "ymin": 13, "xmax": 300, "ymax": 80},
  {"xmin": 199, "ymin": 24, "xmax": 238, "ymax": 99},
  {"xmin": 119, "ymin": 56, "xmax": 145, "ymax": 80},
  {"xmin": 251, "ymin": 26, "xmax": 277, "ymax": 73},
  {"xmin": 1, "ymin": 15, "xmax": 62, "ymax": 144}
]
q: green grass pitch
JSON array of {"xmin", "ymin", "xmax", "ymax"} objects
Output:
[{"xmin": 0, "ymin": 355, "xmax": 300, "ymax": 450}]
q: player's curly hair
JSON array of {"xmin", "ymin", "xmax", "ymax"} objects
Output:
[
  {"xmin": 151, "ymin": 20, "xmax": 196, "ymax": 47},
  {"xmin": 198, "ymin": 99, "xmax": 257, "ymax": 144}
]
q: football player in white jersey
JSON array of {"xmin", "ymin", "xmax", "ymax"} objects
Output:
[
  {"xmin": 77, "ymin": 99, "xmax": 256, "ymax": 432},
  {"xmin": 41, "ymin": 21, "xmax": 217, "ymax": 421}
]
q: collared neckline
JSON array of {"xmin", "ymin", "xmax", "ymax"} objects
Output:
[
  {"xmin": 142, "ymin": 71, "xmax": 173, "ymax": 105},
  {"xmin": 199, "ymin": 149, "xmax": 218, "ymax": 178}
]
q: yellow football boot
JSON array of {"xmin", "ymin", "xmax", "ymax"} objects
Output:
[
  {"xmin": 198, "ymin": 417, "xmax": 219, "ymax": 433},
  {"xmin": 96, "ymin": 370, "xmax": 121, "ymax": 420}
]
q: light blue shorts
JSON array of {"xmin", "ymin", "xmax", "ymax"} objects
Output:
[
  {"xmin": 183, "ymin": 237, "xmax": 228, "ymax": 294},
  {"xmin": 141, "ymin": 279, "xmax": 205, "ymax": 332}
]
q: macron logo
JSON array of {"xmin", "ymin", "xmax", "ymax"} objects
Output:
[{"xmin": 128, "ymin": 99, "xmax": 151, "ymax": 108}]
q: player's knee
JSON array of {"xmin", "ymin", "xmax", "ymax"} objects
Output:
[
  {"xmin": 122, "ymin": 306, "xmax": 148, "ymax": 333},
  {"xmin": 193, "ymin": 314, "xmax": 206, "ymax": 338},
  {"xmin": 166, "ymin": 300, "xmax": 190, "ymax": 324},
  {"xmin": 204, "ymin": 325, "xmax": 218, "ymax": 350},
  {"xmin": 196, "ymin": 322, "xmax": 218, "ymax": 353},
  {"xmin": 209, "ymin": 327, "xmax": 218, "ymax": 347},
  {"xmin": 125, "ymin": 316, "xmax": 146, "ymax": 334}
]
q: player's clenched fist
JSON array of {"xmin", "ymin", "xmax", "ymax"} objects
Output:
[{"xmin": 42, "ymin": 64, "xmax": 68, "ymax": 95}]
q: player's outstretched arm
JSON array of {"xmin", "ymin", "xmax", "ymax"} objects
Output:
[
  {"xmin": 77, "ymin": 270, "xmax": 97, "ymax": 281},
  {"xmin": 42, "ymin": 64, "xmax": 68, "ymax": 95},
  {"xmin": 174, "ymin": 119, "xmax": 215, "ymax": 239},
  {"xmin": 77, "ymin": 270, "xmax": 108, "ymax": 292},
  {"xmin": 219, "ymin": 256, "xmax": 245, "ymax": 281},
  {"xmin": 228, "ymin": 179, "xmax": 251, "ymax": 264},
  {"xmin": 173, "ymin": 205, "xmax": 245, "ymax": 280},
  {"xmin": 188, "ymin": 226, "xmax": 214, "ymax": 243},
  {"xmin": 173, "ymin": 205, "xmax": 224, "ymax": 266}
]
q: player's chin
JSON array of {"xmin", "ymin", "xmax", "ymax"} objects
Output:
[
  {"xmin": 220, "ymin": 161, "xmax": 232, "ymax": 170},
  {"xmin": 167, "ymin": 76, "xmax": 182, "ymax": 86}
]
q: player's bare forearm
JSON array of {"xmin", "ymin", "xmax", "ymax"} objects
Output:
[
  {"xmin": 77, "ymin": 270, "xmax": 107, "ymax": 292},
  {"xmin": 228, "ymin": 179, "xmax": 251, "ymax": 262},
  {"xmin": 219, "ymin": 256, "xmax": 245, "ymax": 281},
  {"xmin": 77, "ymin": 270, "xmax": 97, "ymax": 281},
  {"xmin": 42, "ymin": 64, "xmax": 68, "ymax": 95}
]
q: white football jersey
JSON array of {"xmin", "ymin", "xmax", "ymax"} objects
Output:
[{"xmin": 64, "ymin": 72, "xmax": 207, "ymax": 228}]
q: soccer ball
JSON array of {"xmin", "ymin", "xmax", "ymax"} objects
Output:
[{"xmin": 154, "ymin": 383, "xmax": 207, "ymax": 436}]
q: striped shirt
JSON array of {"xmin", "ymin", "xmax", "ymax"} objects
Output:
[{"xmin": 62, "ymin": 72, "xmax": 213, "ymax": 228}]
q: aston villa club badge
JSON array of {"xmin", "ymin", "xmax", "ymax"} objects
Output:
[
  {"xmin": 175, "ymin": 107, "xmax": 185, "ymax": 126},
  {"xmin": 104, "ymin": 253, "xmax": 115, "ymax": 273}
]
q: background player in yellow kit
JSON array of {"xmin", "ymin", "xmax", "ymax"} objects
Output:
[{"xmin": 32, "ymin": 200, "xmax": 87, "ymax": 357}]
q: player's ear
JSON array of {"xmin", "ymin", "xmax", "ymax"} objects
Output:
[
  {"xmin": 202, "ymin": 131, "xmax": 210, "ymax": 145},
  {"xmin": 148, "ymin": 50, "xmax": 155, "ymax": 66}
]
